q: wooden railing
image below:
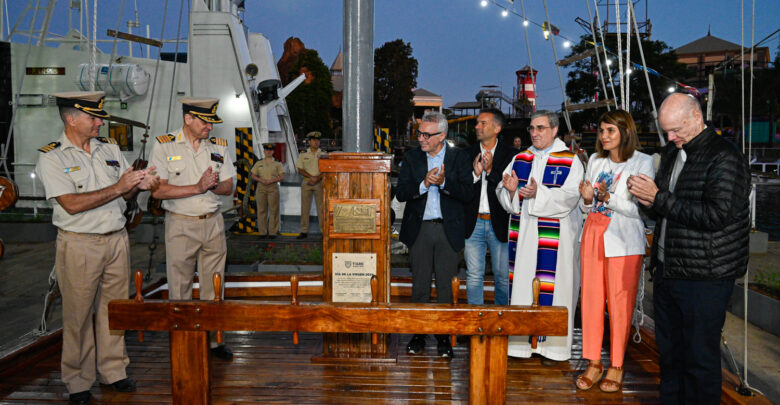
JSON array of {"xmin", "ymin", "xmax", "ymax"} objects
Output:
[{"xmin": 108, "ymin": 274, "xmax": 567, "ymax": 405}]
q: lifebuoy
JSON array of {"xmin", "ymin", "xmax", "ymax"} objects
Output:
[{"xmin": 0, "ymin": 177, "xmax": 19, "ymax": 211}]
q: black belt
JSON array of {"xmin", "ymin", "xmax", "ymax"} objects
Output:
[{"xmin": 423, "ymin": 218, "xmax": 443, "ymax": 223}]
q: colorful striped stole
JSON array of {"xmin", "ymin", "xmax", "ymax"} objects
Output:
[{"xmin": 507, "ymin": 150, "xmax": 575, "ymax": 315}]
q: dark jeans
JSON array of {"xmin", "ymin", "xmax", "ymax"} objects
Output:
[{"xmin": 653, "ymin": 262, "xmax": 734, "ymax": 405}]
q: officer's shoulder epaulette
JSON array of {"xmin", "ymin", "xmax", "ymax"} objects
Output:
[
  {"xmin": 156, "ymin": 134, "xmax": 175, "ymax": 143},
  {"xmin": 209, "ymin": 137, "xmax": 227, "ymax": 146},
  {"xmin": 38, "ymin": 141, "xmax": 61, "ymax": 153},
  {"xmin": 96, "ymin": 137, "xmax": 118, "ymax": 145}
]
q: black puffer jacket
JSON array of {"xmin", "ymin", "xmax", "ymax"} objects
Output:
[{"xmin": 647, "ymin": 127, "xmax": 750, "ymax": 280}]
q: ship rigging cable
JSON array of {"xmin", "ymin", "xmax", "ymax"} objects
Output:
[
  {"xmin": 584, "ymin": 0, "xmax": 610, "ymax": 111},
  {"xmin": 591, "ymin": 0, "xmax": 618, "ymax": 102},
  {"xmin": 614, "ymin": 0, "xmax": 624, "ymax": 109},
  {"xmin": 165, "ymin": 0, "xmax": 187, "ymax": 133},
  {"xmin": 627, "ymin": 0, "xmax": 664, "ymax": 144},
  {"xmin": 540, "ymin": 0, "xmax": 571, "ymax": 130}
]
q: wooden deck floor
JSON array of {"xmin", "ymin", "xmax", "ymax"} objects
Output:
[{"xmin": 1, "ymin": 327, "xmax": 668, "ymax": 404}]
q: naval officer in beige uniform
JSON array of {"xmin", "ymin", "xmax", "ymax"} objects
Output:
[
  {"xmin": 295, "ymin": 131, "xmax": 328, "ymax": 239},
  {"xmin": 250, "ymin": 143, "xmax": 284, "ymax": 239},
  {"xmin": 149, "ymin": 97, "xmax": 236, "ymax": 360},
  {"xmin": 35, "ymin": 91, "xmax": 158, "ymax": 405}
]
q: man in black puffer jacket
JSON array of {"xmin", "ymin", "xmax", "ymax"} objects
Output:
[{"xmin": 628, "ymin": 93, "xmax": 750, "ymax": 404}]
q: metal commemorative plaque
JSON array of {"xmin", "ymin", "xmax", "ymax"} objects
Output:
[{"xmin": 333, "ymin": 203, "xmax": 376, "ymax": 234}]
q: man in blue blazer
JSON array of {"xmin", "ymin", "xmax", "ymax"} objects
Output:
[
  {"xmin": 397, "ymin": 111, "xmax": 474, "ymax": 358},
  {"xmin": 463, "ymin": 108, "xmax": 518, "ymax": 306}
]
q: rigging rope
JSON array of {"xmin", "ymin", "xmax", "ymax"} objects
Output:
[
  {"xmin": 626, "ymin": 0, "xmax": 664, "ymax": 145},
  {"xmin": 141, "ymin": 0, "xmax": 170, "ymax": 132},
  {"xmin": 624, "ymin": 3, "xmax": 631, "ymax": 109},
  {"xmin": 88, "ymin": 0, "xmax": 96, "ymax": 91},
  {"xmin": 541, "ymin": 0, "xmax": 571, "ymax": 130},
  {"xmin": 519, "ymin": 0, "xmax": 539, "ymax": 110},
  {"xmin": 740, "ymin": 0, "xmax": 745, "ymax": 154},
  {"xmin": 105, "ymin": 0, "xmax": 126, "ymax": 95},
  {"xmin": 614, "ymin": 0, "xmax": 624, "ymax": 109},
  {"xmin": 744, "ymin": 0, "xmax": 755, "ymax": 391},
  {"xmin": 592, "ymin": 0, "xmax": 618, "ymax": 103},
  {"xmin": 165, "ymin": 0, "xmax": 186, "ymax": 133},
  {"xmin": 584, "ymin": 0, "xmax": 610, "ymax": 110}
]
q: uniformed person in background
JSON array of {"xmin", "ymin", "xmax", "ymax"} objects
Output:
[
  {"xmin": 250, "ymin": 143, "xmax": 284, "ymax": 239},
  {"xmin": 295, "ymin": 131, "xmax": 328, "ymax": 239},
  {"xmin": 35, "ymin": 91, "xmax": 159, "ymax": 405},
  {"xmin": 149, "ymin": 97, "xmax": 236, "ymax": 360}
]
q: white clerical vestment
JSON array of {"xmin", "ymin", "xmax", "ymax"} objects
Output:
[{"xmin": 496, "ymin": 138, "xmax": 584, "ymax": 361}]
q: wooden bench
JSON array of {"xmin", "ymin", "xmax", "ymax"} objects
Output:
[{"xmin": 109, "ymin": 274, "xmax": 567, "ymax": 405}]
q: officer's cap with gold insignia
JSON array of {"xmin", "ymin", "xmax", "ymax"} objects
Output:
[
  {"xmin": 262, "ymin": 143, "xmax": 275, "ymax": 150},
  {"xmin": 306, "ymin": 131, "xmax": 321, "ymax": 140},
  {"xmin": 53, "ymin": 91, "xmax": 109, "ymax": 119},
  {"xmin": 180, "ymin": 97, "xmax": 223, "ymax": 124}
]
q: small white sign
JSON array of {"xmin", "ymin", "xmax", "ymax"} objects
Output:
[{"xmin": 332, "ymin": 253, "xmax": 377, "ymax": 303}]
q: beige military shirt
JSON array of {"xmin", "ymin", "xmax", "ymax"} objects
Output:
[
  {"xmin": 251, "ymin": 159, "xmax": 283, "ymax": 188},
  {"xmin": 35, "ymin": 133, "xmax": 129, "ymax": 233},
  {"xmin": 149, "ymin": 128, "xmax": 236, "ymax": 216},
  {"xmin": 295, "ymin": 148, "xmax": 328, "ymax": 179}
]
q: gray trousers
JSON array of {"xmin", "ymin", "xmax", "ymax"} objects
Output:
[{"xmin": 409, "ymin": 221, "xmax": 459, "ymax": 305}]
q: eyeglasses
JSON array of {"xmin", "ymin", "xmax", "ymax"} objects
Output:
[
  {"xmin": 527, "ymin": 125, "xmax": 551, "ymax": 133},
  {"xmin": 415, "ymin": 130, "xmax": 442, "ymax": 140}
]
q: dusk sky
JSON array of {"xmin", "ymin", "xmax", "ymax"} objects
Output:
[{"xmin": 6, "ymin": 0, "xmax": 779, "ymax": 113}]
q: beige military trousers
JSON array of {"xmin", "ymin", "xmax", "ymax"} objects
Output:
[
  {"xmin": 300, "ymin": 181, "xmax": 323, "ymax": 233},
  {"xmin": 255, "ymin": 183, "xmax": 280, "ymax": 236},
  {"xmin": 164, "ymin": 212, "xmax": 226, "ymax": 302},
  {"xmin": 55, "ymin": 228, "xmax": 130, "ymax": 393}
]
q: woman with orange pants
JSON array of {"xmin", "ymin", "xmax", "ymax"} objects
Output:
[{"xmin": 576, "ymin": 110, "xmax": 654, "ymax": 392}]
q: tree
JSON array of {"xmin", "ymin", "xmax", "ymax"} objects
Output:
[
  {"xmin": 285, "ymin": 49, "xmax": 334, "ymax": 138},
  {"xmin": 564, "ymin": 35, "xmax": 690, "ymax": 132},
  {"xmin": 374, "ymin": 39, "xmax": 418, "ymax": 137}
]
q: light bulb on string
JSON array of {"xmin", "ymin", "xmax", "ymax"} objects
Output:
[
  {"xmin": 563, "ymin": 40, "xmax": 571, "ymax": 48},
  {"xmin": 523, "ymin": 20, "xmax": 529, "ymax": 26},
  {"xmin": 501, "ymin": 9, "xmax": 509, "ymax": 17},
  {"xmin": 668, "ymin": 86, "xmax": 675, "ymax": 93},
  {"xmin": 480, "ymin": 0, "xmax": 488, "ymax": 7}
]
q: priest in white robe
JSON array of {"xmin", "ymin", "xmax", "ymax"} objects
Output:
[{"xmin": 496, "ymin": 110, "xmax": 584, "ymax": 363}]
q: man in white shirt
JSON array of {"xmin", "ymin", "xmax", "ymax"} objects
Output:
[{"xmin": 463, "ymin": 108, "xmax": 517, "ymax": 306}]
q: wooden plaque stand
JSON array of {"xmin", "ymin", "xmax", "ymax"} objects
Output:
[{"xmin": 315, "ymin": 152, "xmax": 394, "ymax": 362}]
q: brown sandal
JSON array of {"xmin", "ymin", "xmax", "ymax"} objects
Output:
[
  {"xmin": 575, "ymin": 361, "xmax": 603, "ymax": 391},
  {"xmin": 599, "ymin": 366, "xmax": 624, "ymax": 393}
]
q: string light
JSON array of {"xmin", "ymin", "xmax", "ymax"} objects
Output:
[
  {"xmin": 667, "ymin": 86, "xmax": 676, "ymax": 93},
  {"xmin": 475, "ymin": 0, "xmax": 699, "ymax": 98}
]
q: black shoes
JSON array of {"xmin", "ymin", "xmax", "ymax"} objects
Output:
[
  {"xmin": 259, "ymin": 235, "xmax": 267, "ymax": 239},
  {"xmin": 102, "ymin": 377, "xmax": 136, "ymax": 392},
  {"xmin": 297, "ymin": 232, "xmax": 307, "ymax": 239},
  {"xmin": 268, "ymin": 234, "xmax": 277, "ymax": 239},
  {"xmin": 211, "ymin": 344, "xmax": 234, "ymax": 360},
  {"xmin": 406, "ymin": 335, "xmax": 453, "ymax": 358},
  {"xmin": 406, "ymin": 334, "xmax": 426, "ymax": 354},
  {"xmin": 69, "ymin": 391, "xmax": 91, "ymax": 405},
  {"xmin": 436, "ymin": 336, "xmax": 454, "ymax": 358}
]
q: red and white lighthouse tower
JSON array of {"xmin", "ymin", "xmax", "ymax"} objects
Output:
[{"xmin": 515, "ymin": 65, "xmax": 538, "ymax": 113}]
